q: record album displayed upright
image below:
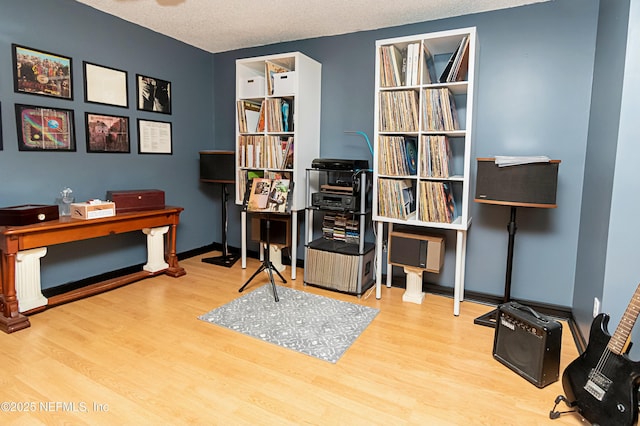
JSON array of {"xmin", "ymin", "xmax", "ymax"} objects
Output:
[
  {"xmin": 405, "ymin": 136, "xmax": 418, "ymax": 175},
  {"xmin": 244, "ymin": 177, "xmax": 292, "ymax": 214}
]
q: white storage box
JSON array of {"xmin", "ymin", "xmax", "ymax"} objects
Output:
[
  {"xmin": 70, "ymin": 201, "xmax": 116, "ymax": 220},
  {"xmin": 239, "ymin": 75, "xmax": 265, "ymax": 98},
  {"xmin": 273, "ymin": 72, "xmax": 297, "ymax": 95}
]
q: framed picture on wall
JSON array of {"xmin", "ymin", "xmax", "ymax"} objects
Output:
[
  {"xmin": 12, "ymin": 44, "xmax": 73, "ymax": 100},
  {"xmin": 15, "ymin": 104, "xmax": 75, "ymax": 151},
  {"xmin": 138, "ymin": 119, "xmax": 172, "ymax": 154},
  {"xmin": 84, "ymin": 61, "xmax": 128, "ymax": 108},
  {"xmin": 85, "ymin": 112, "xmax": 130, "ymax": 153},
  {"xmin": 136, "ymin": 74, "xmax": 171, "ymax": 114}
]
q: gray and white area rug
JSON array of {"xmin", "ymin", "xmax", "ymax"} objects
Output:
[{"xmin": 198, "ymin": 285, "xmax": 379, "ymax": 363}]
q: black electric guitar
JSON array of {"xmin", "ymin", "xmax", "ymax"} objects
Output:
[{"xmin": 562, "ymin": 283, "xmax": 640, "ymax": 425}]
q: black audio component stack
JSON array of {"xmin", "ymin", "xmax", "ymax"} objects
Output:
[{"xmin": 310, "ymin": 159, "xmax": 369, "ymax": 211}]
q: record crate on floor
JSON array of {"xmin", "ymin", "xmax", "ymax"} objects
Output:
[{"xmin": 304, "ymin": 239, "xmax": 375, "ymax": 295}]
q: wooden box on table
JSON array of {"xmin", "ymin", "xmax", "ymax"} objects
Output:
[
  {"xmin": 106, "ymin": 189, "xmax": 165, "ymax": 214},
  {"xmin": 0, "ymin": 204, "xmax": 59, "ymax": 226}
]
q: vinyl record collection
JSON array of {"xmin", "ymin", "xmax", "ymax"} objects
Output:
[
  {"xmin": 378, "ymin": 90, "xmax": 419, "ymax": 132},
  {"xmin": 237, "ymin": 135, "xmax": 293, "ymax": 169},
  {"xmin": 377, "ymin": 178, "xmax": 415, "ymax": 220},
  {"xmin": 377, "ymin": 135, "xmax": 417, "ymax": 176},
  {"xmin": 422, "ymin": 88, "xmax": 459, "ymax": 131},
  {"xmin": 236, "ymin": 97, "xmax": 293, "ymax": 133},
  {"xmin": 304, "ymin": 248, "xmax": 365, "ymax": 293},
  {"xmin": 378, "ymin": 34, "xmax": 468, "ymax": 88},
  {"xmin": 418, "ymin": 181, "xmax": 457, "ymax": 223},
  {"xmin": 419, "ymin": 135, "xmax": 452, "ymax": 178}
]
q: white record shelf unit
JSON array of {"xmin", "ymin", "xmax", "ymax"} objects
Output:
[
  {"xmin": 373, "ymin": 27, "xmax": 478, "ymax": 315},
  {"xmin": 235, "ymin": 52, "xmax": 322, "ymax": 278}
]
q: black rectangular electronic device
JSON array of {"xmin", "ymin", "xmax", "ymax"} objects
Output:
[
  {"xmin": 311, "ymin": 158, "xmax": 369, "ymax": 171},
  {"xmin": 493, "ymin": 301, "xmax": 562, "ymax": 388},
  {"xmin": 312, "ymin": 192, "xmax": 358, "ymax": 210}
]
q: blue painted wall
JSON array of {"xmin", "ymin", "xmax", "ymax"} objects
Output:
[
  {"xmin": 0, "ymin": 0, "xmax": 218, "ymax": 289},
  {"xmin": 602, "ymin": 0, "xmax": 640, "ymax": 357},
  {"xmin": 214, "ymin": 0, "xmax": 600, "ymax": 308},
  {"xmin": 574, "ymin": 0, "xmax": 630, "ymax": 342},
  {"xmin": 2, "ymin": 0, "xmax": 631, "ymax": 331}
]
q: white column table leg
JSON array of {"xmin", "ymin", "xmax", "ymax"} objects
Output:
[
  {"xmin": 16, "ymin": 247, "xmax": 48, "ymax": 312},
  {"xmin": 143, "ymin": 226, "xmax": 169, "ymax": 273},
  {"xmin": 402, "ymin": 266, "xmax": 425, "ymax": 304}
]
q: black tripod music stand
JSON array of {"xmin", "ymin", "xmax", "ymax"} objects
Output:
[
  {"xmin": 238, "ymin": 177, "xmax": 293, "ymax": 302},
  {"xmin": 473, "ymin": 158, "xmax": 560, "ymax": 328}
]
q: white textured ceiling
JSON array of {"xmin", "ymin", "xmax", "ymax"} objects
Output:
[{"xmin": 74, "ymin": 0, "xmax": 550, "ymax": 53}]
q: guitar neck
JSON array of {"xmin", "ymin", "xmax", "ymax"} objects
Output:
[{"xmin": 608, "ymin": 283, "xmax": 640, "ymax": 354}]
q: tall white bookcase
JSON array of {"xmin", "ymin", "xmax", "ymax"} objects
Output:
[
  {"xmin": 235, "ymin": 52, "xmax": 322, "ymax": 278},
  {"xmin": 373, "ymin": 27, "xmax": 478, "ymax": 315}
]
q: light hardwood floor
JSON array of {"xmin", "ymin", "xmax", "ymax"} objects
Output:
[{"xmin": 0, "ymin": 252, "xmax": 585, "ymax": 425}]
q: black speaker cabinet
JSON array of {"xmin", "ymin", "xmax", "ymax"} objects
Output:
[
  {"xmin": 493, "ymin": 302, "xmax": 562, "ymax": 388},
  {"xmin": 199, "ymin": 150, "xmax": 235, "ymax": 183},
  {"xmin": 475, "ymin": 158, "xmax": 560, "ymax": 207},
  {"xmin": 388, "ymin": 231, "xmax": 444, "ymax": 273}
]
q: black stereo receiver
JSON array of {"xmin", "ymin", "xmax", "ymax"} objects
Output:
[{"xmin": 312, "ymin": 192, "xmax": 358, "ymax": 210}]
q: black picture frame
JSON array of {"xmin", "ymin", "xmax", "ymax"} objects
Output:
[
  {"xmin": 0, "ymin": 102, "xmax": 3, "ymax": 151},
  {"xmin": 137, "ymin": 118, "xmax": 172, "ymax": 155},
  {"xmin": 12, "ymin": 44, "xmax": 73, "ymax": 100},
  {"xmin": 85, "ymin": 112, "xmax": 130, "ymax": 153},
  {"xmin": 84, "ymin": 61, "xmax": 129, "ymax": 108},
  {"xmin": 136, "ymin": 74, "xmax": 171, "ymax": 114},
  {"xmin": 15, "ymin": 103, "xmax": 75, "ymax": 152}
]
